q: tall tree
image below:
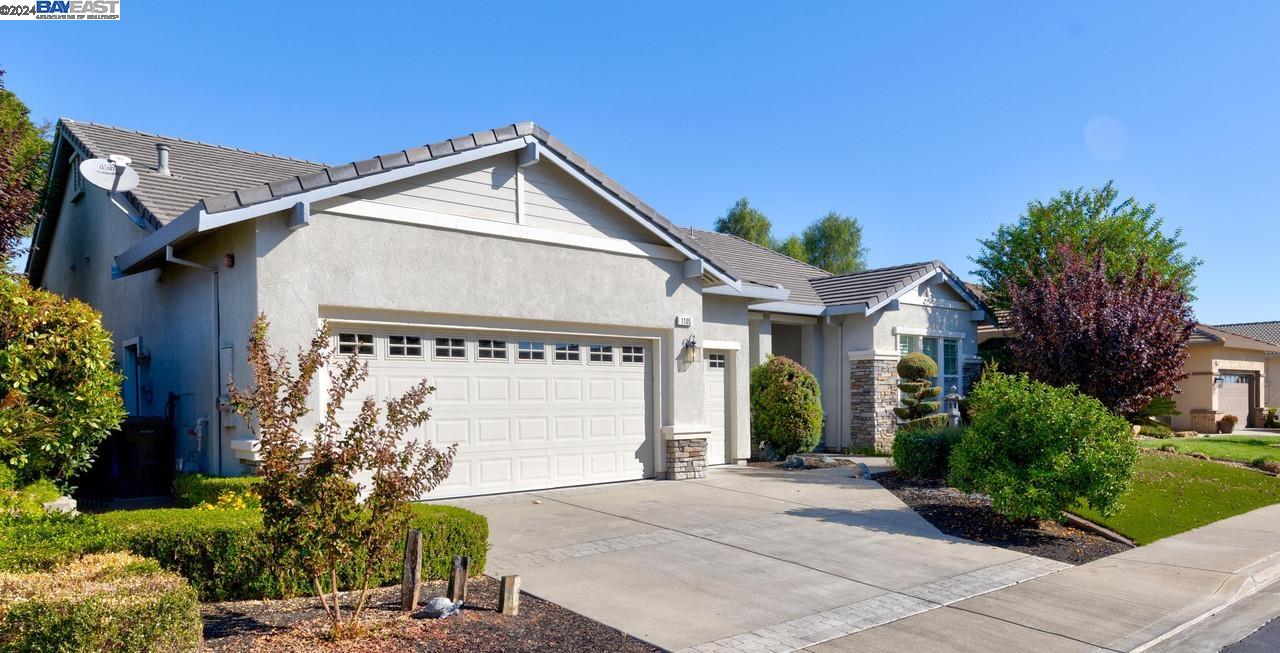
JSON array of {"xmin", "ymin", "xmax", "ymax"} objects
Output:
[
  {"xmin": 714, "ymin": 197, "xmax": 773, "ymax": 247},
  {"xmin": 773, "ymin": 234, "xmax": 807, "ymax": 261},
  {"xmin": 802, "ymin": 212, "xmax": 866, "ymax": 274},
  {"xmin": 0, "ymin": 69, "xmax": 50, "ymax": 262},
  {"xmin": 971, "ymin": 182, "xmax": 1199, "ymax": 312},
  {"xmin": 1006, "ymin": 245, "xmax": 1195, "ymax": 418}
]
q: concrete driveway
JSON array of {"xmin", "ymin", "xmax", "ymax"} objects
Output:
[{"xmin": 446, "ymin": 465, "xmax": 1067, "ymax": 652}]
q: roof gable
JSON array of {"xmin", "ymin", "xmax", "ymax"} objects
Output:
[
  {"xmin": 1214, "ymin": 321, "xmax": 1280, "ymax": 348},
  {"xmin": 810, "ymin": 260, "xmax": 989, "ymax": 316}
]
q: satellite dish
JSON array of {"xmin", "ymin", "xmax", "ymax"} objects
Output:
[{"xmin": 79, "ymin": 156, "xmax": 140, "ymax": 193}]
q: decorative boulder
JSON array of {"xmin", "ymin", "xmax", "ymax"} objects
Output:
[
  {"xmin": 422, "ymin": 596, "xmax": 463, "ymax": 619},
  {"xmin": 782, "ymin": 455, "xmax": 806, "ymax": 469}
]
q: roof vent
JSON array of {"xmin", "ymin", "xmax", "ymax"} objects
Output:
[{"xmin": 155, "ymin": 143, "xmax": 171, "ymax": 176}]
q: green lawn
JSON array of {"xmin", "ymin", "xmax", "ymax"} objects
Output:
[
  {"xmin": 1137, "ymin": 434, "xmax": 1280, "ymax": 464},
  {"xmin": 1072, "ymin": 451, "xmax": 1280, "ymax": 545}
]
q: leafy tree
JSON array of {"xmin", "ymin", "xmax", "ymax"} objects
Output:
[
  {"xmin": 773, "ymin": 234, "xmax": 807, "ymax": 261},
  {"xmin": 714, "ymin": 197, "xmax": 773, "ymax": 247},
  {"xmin": 228, "ymin": 315, "xmax": 456, "ymax": 638},
  {"xmin": 971, "ymin": 182, "xmax": 1199, "ymax": 312},
  {"xmin": 802, "ymin": 212, "xmax": 866, "ymax": 274},
  {"xmin": 1006, "ymin": 245, "xmax": 1195, "ymax": 418},
  {"xmin": 0, "ymin": 69, "xmax": 50, "ymax": 261},
  {"xmin": 0, "ymin": 275, "xmax": 125, "ymax": 485},
  {"xmin": 749, "ymin": 356, "xmax": 822, "ymax": 457},
  {"xmin": 949, "ymin": 369, "xmax": 1138, "ymax": 520}
]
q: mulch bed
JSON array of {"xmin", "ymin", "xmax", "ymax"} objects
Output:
[
  {"xmin": 874, "ymin": 471, "xmax": 1131, "ymax": 565},
  {"xmin": 202, "ymin": 575, "xmax": 660, "ymax": 653}
]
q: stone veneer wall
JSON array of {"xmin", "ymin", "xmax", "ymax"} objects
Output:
[
  {"xmin": 666, "ymin": 438, "xmax": 707, "ymax": 480},
  {"xmin": 850, "ymin": 359, "xmax": 899, "ymax": 453},
  {"xmin": 1190, "ymin": 409, "xmax": 1221, "ymax": 434}
]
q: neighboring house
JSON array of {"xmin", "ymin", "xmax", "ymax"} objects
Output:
[
  {"xmin": 26, "ymin": 119, "xmax": 992, "ymax": 498},
  {"xmin": 1209, "ymin": 322, "xmax": 1280, "ymax": 423}
]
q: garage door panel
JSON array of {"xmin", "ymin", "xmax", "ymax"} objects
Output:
[
  {"xmin": 475, "ymin": 377, "xmax": 510, "ymax": 402},
  {"xmin": 554, "ymin": 454, "xmax": 584, "ymax": 479},
  {"xmin": 516, "ymin": 417, "xmax": 549, "ymax": 441},
  {"xmin": 432, "ymin": 419, "xmax": 470, "ymax": 445},
  {"xmin": 516, "ymin": 378, "xmax": 548, "ymax": 402},
  {"xmin": 554, "ymin": 378, "xmax": 583, "ymax": 401},
  {"xmin": 478, "ymin": 459, "xmax": 513, "ymax": 485},
  {"xmin": 477, "ymin": 418, "xmax": 511, "ymax": 443},
  {"xmin": 588, "ymin": 378, "xmax": 616, "ymax": 401},
  {"xmin": 588, "ymin": 416, "xmax": 616, "ymax": 439},
  {"xmin": 554, "ymin": 416, "xmax": 585, "ymax": 440},
  {"xmin": 432, "ymin": 376, "xmax": 469, "ymax": 402}
]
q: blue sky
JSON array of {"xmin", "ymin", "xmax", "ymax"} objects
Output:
[{"xmin": 3, "ymin": 1, "xmax": 1277, "ymax": 323}]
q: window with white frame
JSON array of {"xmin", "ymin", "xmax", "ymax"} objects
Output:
[
  {"xmin": 517, "ymin": 341, "xmax": 545, "ymax": 361},
  {"xmin": 337, "ymin": 332, "xmax": 374, "ymax": 356},
  {"xmin": 554, "ymin": 343, "xmax": 580, "ymax": 362},
  {"xmin": 621, "ymin": 345, "xmax": 644, "ymax": 364},
  {"xmin": 588, "ymin": 344, "xmax": 614, "ymax": 363},
  {"xmin": 477, "ymin": 339, "xmax": 507, "ymax": 360},
  {"xmin": 898, "ymin": 334, "xmax": 962, "ymax": 404},
  {"xmin": 388, "ymin": 335, "xmax": 422, "ymax": 358},
  {"xmin": 707, "ymin": 353, "xmax": 727, "ymax": 369},
  {"xmin": 434, "ymin": 337, "xmax": 466, "ymax": 359}
]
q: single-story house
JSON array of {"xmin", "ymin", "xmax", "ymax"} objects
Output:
[{"xmin": 26, "ymin": 119, "xmax": 992, "ymax": 498}]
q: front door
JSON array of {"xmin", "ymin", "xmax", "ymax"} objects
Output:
[{"xmin": 704, "ymin": 352, "xmax": 730, "ymax": 465}]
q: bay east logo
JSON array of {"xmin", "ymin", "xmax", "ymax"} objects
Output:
[{"xmin": 0, "ymin": 0, "xmax": 121, "ymax": 20}]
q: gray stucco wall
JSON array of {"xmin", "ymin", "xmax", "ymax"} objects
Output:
[{"xmin": 39, "ymin": 189, "xmax": 259, "ymax": 475}]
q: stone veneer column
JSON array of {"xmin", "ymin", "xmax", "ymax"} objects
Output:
[
  {"xmin": 1190, "ymin": 409, "xmax": 1221, "ymax": 434},
  {"xmin": 666, "ymin": 438, "xmax": 707, "ymax": 479},
  {"xmin": 849, "ymin": 358, "xmax": 900, "ymax": 453}
]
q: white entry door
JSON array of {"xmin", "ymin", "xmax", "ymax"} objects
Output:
[
  {"xmin": 333, "ymin": 326, "xmax": 654, "ymax": 498},
  {"xmin": 704, "ymin": 351, "xmax": 730, "ymax": 465}
]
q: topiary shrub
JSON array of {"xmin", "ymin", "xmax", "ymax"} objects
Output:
[
  {"xmin": 97, "ymin": 503, "xmax": 488, "ymax": 601},
  {"xmin": 749, "ymin": 356, "xmax": 823, "ymax": 457},
  {"xmin": 948, "ymin": 370, "xmax": 1138, "ymax": 520},
  {"xmin": 0, "ymin": 513, "xmax": 118, "ymax": 573},
  {"xmin": 0, "ymin": 275, "xmax": 126, "ymax": 485},
  {"xmin": 0, "ymin": 552, "xmax": 201, "ymax": 653},
  {"xmin": 892, "ymin": 427, "xmax": 964, "ymax": 479},
  {"xmin": 894, "ymin": 353, "xmax": 943, "ymax": 432},
  {"xmin": 171, "ymin": 473, "xmax": 261, "ymax": 508}
]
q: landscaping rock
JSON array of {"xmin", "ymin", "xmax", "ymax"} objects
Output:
[
  {"xmin": 817, "ymin": 455, "xmax": 836, "ymax": 465},
  {"xmin": 422, "ymin": 596, "xmax": 463, "ymax": 619},
  {"xmin": 850, "ymin": 462, "xmax": 871, "ymax": 479},
  {"xmin": 42, "ymin": 496, "xmax": 77, "ymax": 515},
  {"xmin": 782, "ymin": 455, "xmax": 806, "ymax": 469}
]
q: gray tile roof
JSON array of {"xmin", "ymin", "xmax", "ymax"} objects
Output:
[
  {"xmin": 1214, "ymin": 321, "xmax": 1280, "ymax": 347},
  {"xmin": 58, "ymin": 119, "xmax": 327, "ymax": 226},
  {"xmin": 810, "ymin": 261, "xmax": 945, "ymax": 309},
  {"xmin": 684, "ymin": 229, "xmax": 828, "ymax": 305},
  {"xmin": 1188, "ymin": 325, "xmax": 1225, "ymax": 344}
]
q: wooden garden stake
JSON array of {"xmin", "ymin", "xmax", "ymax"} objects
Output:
[
  {"xmin": 447, "ymin": 555, "xmax": 470, "ymax": 603},
  {"xmin": 499, "ymin": 575, "xmax": 521, "ymax": 616},
  {"xmin": 400, "ymin": 529, "xmax": 423, "ymax": 611}
]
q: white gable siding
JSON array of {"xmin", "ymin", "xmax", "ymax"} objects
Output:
[
  {"xmin": 521, "ymin": 161, "xmax": 664, "ymax": 244},
  {"xmin": 351, "ymin": 155, "xmax": 519, "ymax": 225}
]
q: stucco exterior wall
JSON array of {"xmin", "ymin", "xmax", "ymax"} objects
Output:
[
  {"xmin": 39, "ymin": 190, "xmax": 259, "ymax": 475},
  {"xmin": 1172, "ymin": 344, "xmax": 1268, "ymax": 430},
  {"xmin": 1269, "ymin": 358, "xmax": 1280, "ymax": 408}
]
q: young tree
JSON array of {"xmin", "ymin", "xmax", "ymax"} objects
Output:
[
  {"xmin": 714, "ymin": 197, "xmax": 773, "ymax": 247},
  {"xmin": 802, "ymin": 212, "xmax": 866, "ymax": 274},
  {"xmin": 773, "ymin": 234, "xmax": 807, "ymax": 262},
  {"xmin": 1005, "ymin": 246, "xmax": 1195, "ymax": 418},
  {"xmin": 228, "ymin": 315, "xmax": 456, "ymax": 638},
  {"xmin": 0, "ymin": 69, "xmax": 51, "ymax": 262},
  {"xmin": 971, "ymin": 182, "xmax": 1199, "ymax": 312}
]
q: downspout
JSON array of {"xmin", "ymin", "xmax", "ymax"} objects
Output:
[{"xmin": 165, "ymin": 246, "xmax": 223, "ymax": 476}]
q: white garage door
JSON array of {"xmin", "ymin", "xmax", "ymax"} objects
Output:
[
  {"xmin": 704, "ymin": 352, "xmax": 730, "ymax": 466},
  {"xmin": 1218, "ymin": 374, "xmax": 1254, "ymax": 423},
  {"xmin": 333, "ymin": 327, "xmax": 654, "ymax": 498}
]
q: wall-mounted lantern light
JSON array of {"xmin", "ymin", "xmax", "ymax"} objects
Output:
[{"xmin": 682, "ymin": 334, "xmax": 701, "ymax": 364}]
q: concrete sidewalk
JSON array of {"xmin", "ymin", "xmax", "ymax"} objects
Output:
[{"xmin": 806, "ymin": 503, "xmax": 1280, "ymax": 652}]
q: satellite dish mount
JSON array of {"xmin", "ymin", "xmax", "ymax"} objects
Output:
[{"xmin": 79, "ymin": 155, "xmax": 141, "ymax": 194}]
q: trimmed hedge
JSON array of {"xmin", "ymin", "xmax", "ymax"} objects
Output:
[
  {"xmin": 0, "ymin": 514, "xmax": 117, "ymax": 573},
  {"xmin": 892, "ymin": 427, "xmax": 964, "ymax": 479},
  {"xmin": 0, "ymin": 553, "xmax": 201, "ymax": 653},
  {"xmin": 98, "ymin": 502, "xmax": 488, "ymax": 601},
  {"xmin": 171, "ymin": 474, "xmax": 261, "ymax": 508}
]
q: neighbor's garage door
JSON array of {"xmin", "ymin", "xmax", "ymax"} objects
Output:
[
  {"xmin": 1218, "ymin": 374, "xmax": 1254, "ymax": 422},
  {"xmin": 335, "ymin": 327, "xmax": 653, "ymax": 499}
]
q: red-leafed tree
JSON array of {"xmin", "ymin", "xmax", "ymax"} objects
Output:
[{"xmin": 1006, "ymin": 245, "xmax": 1195, "ymax": 418}]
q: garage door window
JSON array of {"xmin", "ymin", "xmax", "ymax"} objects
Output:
[
  {"xmin": 388, "ymin": 335, "xmax": 422, "ymax": 358},
  {"xmin": 477, "ymin": 339, "xmax": 508, "ymax": 360},
  {"xmin": 621, "ymin": 345, "xmax": 644, "ymax": 364},
  {"xmin": 337, "ymin": 333, "xmax": 374, "ymax": 356},
  {"xmin": 517, "ymin": 341, "xmax": 545, "ymax": 361},
  {"xmin": 588, "ymin": 344, "xmax": 614, "ymax": 363},
  {"xmin": 554, "ymin": 343, "xmax": 580, "ymax": 362},
  {"xmin": 434, "ymin": 337, "xmax": 466, "ymax": 359}
]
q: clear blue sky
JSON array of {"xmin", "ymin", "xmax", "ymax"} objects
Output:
[{"xmin": 3, "ymin": 1, "xmax": 1277, "ymax": 323}]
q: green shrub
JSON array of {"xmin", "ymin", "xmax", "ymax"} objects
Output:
[
  {"xmin": 1266, "ymin": 408, "xmax": 1279, "ymax": 429},
  {"xmin": 0, "ymin": 513, "xmax": 118, "ymax": 572},
  {"xmin": 0, "ymin": 552, "xmax": 201, "ymax": 653},
  {"xmin": 892, "ymin": 427, "xmax": 964, "ymax": 479},
  {"xmin": 1138, "ymin": 422, "xmax": 1174, "ymax": 438},
  {"xmin": 171, "ymin": 473, "xmax": 261, "ymax": 508},
  {"xmin": 0, "ymin": 479, "xmax": 60, "ymax": 518},
  {"xmin": 949, "ymin": 370, "xmax": 1138, "ymax": 520},
  {"xmin": 0, "ymin": 466, "xmax": 12, "ymax": 491},
  {"xmin": 98, "ymin": 503, "xmax": 487, "ymax": 601},
  {"xmin": 0, "ymin": 275, "xmax": 125, "ymax": 485},
  {"xmin": 750, "ymin": 356, "xmax": 823, "ymax": 457}
]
